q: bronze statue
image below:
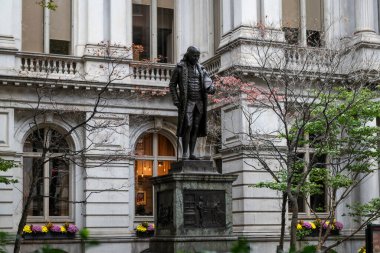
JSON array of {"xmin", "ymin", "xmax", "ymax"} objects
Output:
[{"xmin": 169, "ymin": 46, "xmax": 215, "ymax": 160}]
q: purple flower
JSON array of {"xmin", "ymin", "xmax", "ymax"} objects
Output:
[
  {"xmin": 147, "ymin": 224, "xmax": 154, "ymax": 232},
  {"xmin": 335, "ymin": 221, "xmax": 343, "ymax": 230},
  {"xmin": 67, "ymin": 224, "xmax": 79, "ymax": 233},
  {"xmin": 31, "ymin": 225, "xmax": 42, "ymax": 233},
  {"xmin": 302, "ymin": 222, "xmax": 312, "ymax": 229},
  {"xmin": 322, "ymin": 222, "xmax": 329, "ymax": 229},
  {"xmin": 50, "ymin": 225, "xmax": 61, "ymax": 233}
]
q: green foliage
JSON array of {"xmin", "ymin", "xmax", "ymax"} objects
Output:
[
  {"xmin": 38, "ymin": 0, "xmax": 58, "ymax": 11},
  {"xmin": 80, "ymin": 228, "xmax": 100, "ymax": 248},
  {"xmin": 296, "ymin": 228, "xmax": 312, "ymax": 240},
  {"xmin": 231, "ymin": 238, "xmax": 250, "ymax": 253},
  {"xmin": 0, "ymin": 158, "xmax": 17, "ymax": 185},
  {"xmin": 0, "ymin": 231, "xmax": 10, "ymax": 253},
  {"xmin": 33, "ymin": 246, "xmax": 67, "ymax": 253},
  {"xmin": 346, "ymin": 198, "xmax": 380, "ymax": 223}
]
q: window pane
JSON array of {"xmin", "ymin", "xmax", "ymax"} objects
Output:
[
  {"xmin": 22, "ymin": 0, "xmax": 43, "ymax": 52},
  {"xmin": 23, "ymin": 129, "xmax": 44, "ymax": 152},
  {"xmin": 282, "ymin": 0, "xmax": 300, "ymax": 28},
  {"xmin": 157, "ymin": 0, "xmax": 173, "ymax": 8},
  {"xmin": 135, "ymin": 160, "xmax": 153, "ymax": 216},
  {"xmin": 157, "ymin": 160, "xmax": 172, "ymax": 176},
  {"xmin": 133, "ymin": 4, "xmax": 151, "ymax": 60},
  {"xmin": 288, "ymin": 153, "xmax": 306, "ymax": 212},
  {"xmin": 24, "ymin": 157, "xmax": 44, "ymax": 216},
  {"xmin": 157, "ymin": 6, "xmax": 173, "ymax": 63},
  {"xmin": 135, "ymin": 160, "xmax": 153, "ymax": 177},
  {"xmin": 135, "ymin": 133, "xmax": 153, "ymax": 156},
  {"xmin": 158, "ymin": 134, "xmax": 175, "ymax": 156},
  {"xmin": 306, "ymin": 0, "xmax": 322, "ymax": 31},
  {"xmin": 48, "ymin": 129, "xmax": 69, "ymax": 153},
  {"xmin": 50, "ymin": 0, "xmax": 71, "ymax": 55},
  {"xmin": 49, "ymin": 158, "xmax": 69, "ymax": 216},
  {"xmin": 310, "ymin": 154, "xmax": 327, "ymax": 212}
]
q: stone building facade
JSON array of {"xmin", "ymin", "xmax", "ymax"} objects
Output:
[{"xmin": 0, "ymin": 0, "xmax": 379, "ymax": 252}]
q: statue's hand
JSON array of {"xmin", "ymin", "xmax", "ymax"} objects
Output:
[{"xmin": 207, "ymin": 85, "xmax": 216, "ymax": 95}]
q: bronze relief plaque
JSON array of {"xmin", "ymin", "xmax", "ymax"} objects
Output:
[{"xmin": 183, "ymin": 190, "xmax": 226, "ymax": 228}]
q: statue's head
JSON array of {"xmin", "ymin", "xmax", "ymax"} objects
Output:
[{"xmin": 184, "ymin": 46, "xmax": 200, "ymax": 65}]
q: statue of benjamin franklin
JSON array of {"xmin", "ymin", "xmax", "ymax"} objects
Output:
[{"xmin": 169, "ymin": 46, "xmax": 215, "ymax": 160}]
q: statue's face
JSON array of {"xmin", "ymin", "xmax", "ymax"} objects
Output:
[{"xmin": 188, "ymin": 52, "xmax": 200, "ymax": 65}]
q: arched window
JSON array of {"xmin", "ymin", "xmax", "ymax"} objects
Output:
[
  {"xmin": 135, "ymin": 132, "xmax": 176, "ymax": 216},
  {"xmin": 23, "ymin": 127, "xmax": 71, "ymax": 218}
]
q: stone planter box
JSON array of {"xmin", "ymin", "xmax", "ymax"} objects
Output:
[
  {"xmin": 136, "ymin": 231, "xmax": 154, "ymax": 238},
  {"xmin": 23, "ymin": 232, "xmax": 76, "ymax": 240},
  {"xmin": 309, "ymin": 230, "xmax": 340, "ymax": 237}
]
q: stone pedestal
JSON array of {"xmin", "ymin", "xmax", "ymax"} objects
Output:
[{"xmin": 149, "ymin": 160, "xmax": 238, "ymax": 253}]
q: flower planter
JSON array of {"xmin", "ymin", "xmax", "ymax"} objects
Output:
[
  {"xmin": 309, "ymin": 230, "xmax": 340, "ymax": 237},
  {"xmin": 136, "ymin": 231, "xmax": 154, "ymax": 238},
  {"xmin": 23, "ymin": 232, "xmax": 76, "ymax": 240}
]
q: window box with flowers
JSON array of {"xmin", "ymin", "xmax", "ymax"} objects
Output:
[
  {"xmin": 296, "ymin": 219, "xmax": 343, "ymax": 240},
  {"xmin": 135, "ymin": 222, "xmax": 154, "ymax": 238},
  {"xmin": 22, "ymin": 222, "xmax": 79, "ymax": 240}
]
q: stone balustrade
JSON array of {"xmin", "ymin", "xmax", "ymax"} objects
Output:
[
  {"xmin": 130, "ymin": 61, "xmax": 175, "ymax": 84},
  {"xmin": 15, "ymin": 53, "xmax": 223, "ymax": 87},
  {"xmin": 203, "ymin": 55, "xmax": 221, "ymax": 76},
  {"xmin": 17, "ymin": 53, "xmax": 82, "ymax": 75},
  {"xmin": 284, "ymin": 46, "xmax": 332, "ymax": 69}
]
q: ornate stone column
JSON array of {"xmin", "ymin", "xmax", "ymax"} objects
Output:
[
  {"xmin": 0, "ymin": 0, "xmax": 16, "ymax": 49},
  {"xmin": 87, "ymin": 0, "xmax": 104, "ymax": 44},
  {"xmin": 151, "ymin": 0, "xmax": 158, "ymax": 60},
  {"xmin": 126, "ymin": 0, "xmax": 133, "ymax": 49},
  {"xmin": 261, "ymin": 0, "xmax": 282, "ymax": 30},
  {"xmin": 299, "ymin": 0, "xmax": 307, "ymax": 46},
  {"xmin": 355, "ymin": 0, "xmax": 376, "ymax": 34},
  {"xmin": 110, "ymin": 0, "xmax": 127, "ymax": 46}
]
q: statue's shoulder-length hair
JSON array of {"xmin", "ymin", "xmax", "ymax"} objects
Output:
[{"xmin": 183, "ymin": 46, "xmax": 200, "ymax": 61}]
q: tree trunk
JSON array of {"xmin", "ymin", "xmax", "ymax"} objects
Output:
[
  {"xmin": 13, "ymin": 157, "xmax": 45, "ymax": 253},
  {"xmin": 278, "ymin": 192, "xmax": 288, "ymax": 251},
  {"xmin": 289, "ymin": 195, "xmax": 299, "ymax": 251}
]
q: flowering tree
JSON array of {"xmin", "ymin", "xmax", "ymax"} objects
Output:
[{"xmin": 212, "ymin": 26, "xmax": 380, "ymax": 252}]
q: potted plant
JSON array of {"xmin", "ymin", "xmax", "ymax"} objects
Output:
[
  {"xmin": 135, "ymin": 222, "xmax": 154, "ymax": 237},
  {"xmin": 296, "ymin": 219, "xmax": 343, "ymax": 240},
  {"xmin": 22, "ymin": 222, "xmax": 79, "ymax": 239}
]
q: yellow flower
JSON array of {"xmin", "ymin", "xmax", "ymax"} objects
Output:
[
  {"xmin": 60, "ymin": 226, "xmax": 67, "ymax": 233},
  {"xmin": 310, "ymin": 222, "xmax": 316, "ymax": 229},
  {"xmin": 137, "ymin": 225, "xmax": 147, "ymax": 232},
  {"xmin": 41, "ymin": 226, "xmax": 48, "ymax": 233},
  {"xmin": 23, "ymin": 225, "xmax": 32, "ymax": 234},
  {"xmin": 297, "ymin": 224, "xmax": 303, "ymax": 230}
]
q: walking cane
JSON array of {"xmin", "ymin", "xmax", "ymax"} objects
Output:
[{"xmin": 176, "ymin": 136, "xmax": 179, "ymax": 161}]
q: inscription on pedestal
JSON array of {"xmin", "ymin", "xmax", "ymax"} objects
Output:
[
  {"xmin": 157, "ymin": 190, "xmax": 173, "ymax": 227},
  {"xmin": 183, "ymin": 190, "xmax": 226, "ymax": 228}
]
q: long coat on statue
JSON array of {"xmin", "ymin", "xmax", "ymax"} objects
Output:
[{"xmin": 169, "ymin": 60, "xmax": 210, "ymax": 137}]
